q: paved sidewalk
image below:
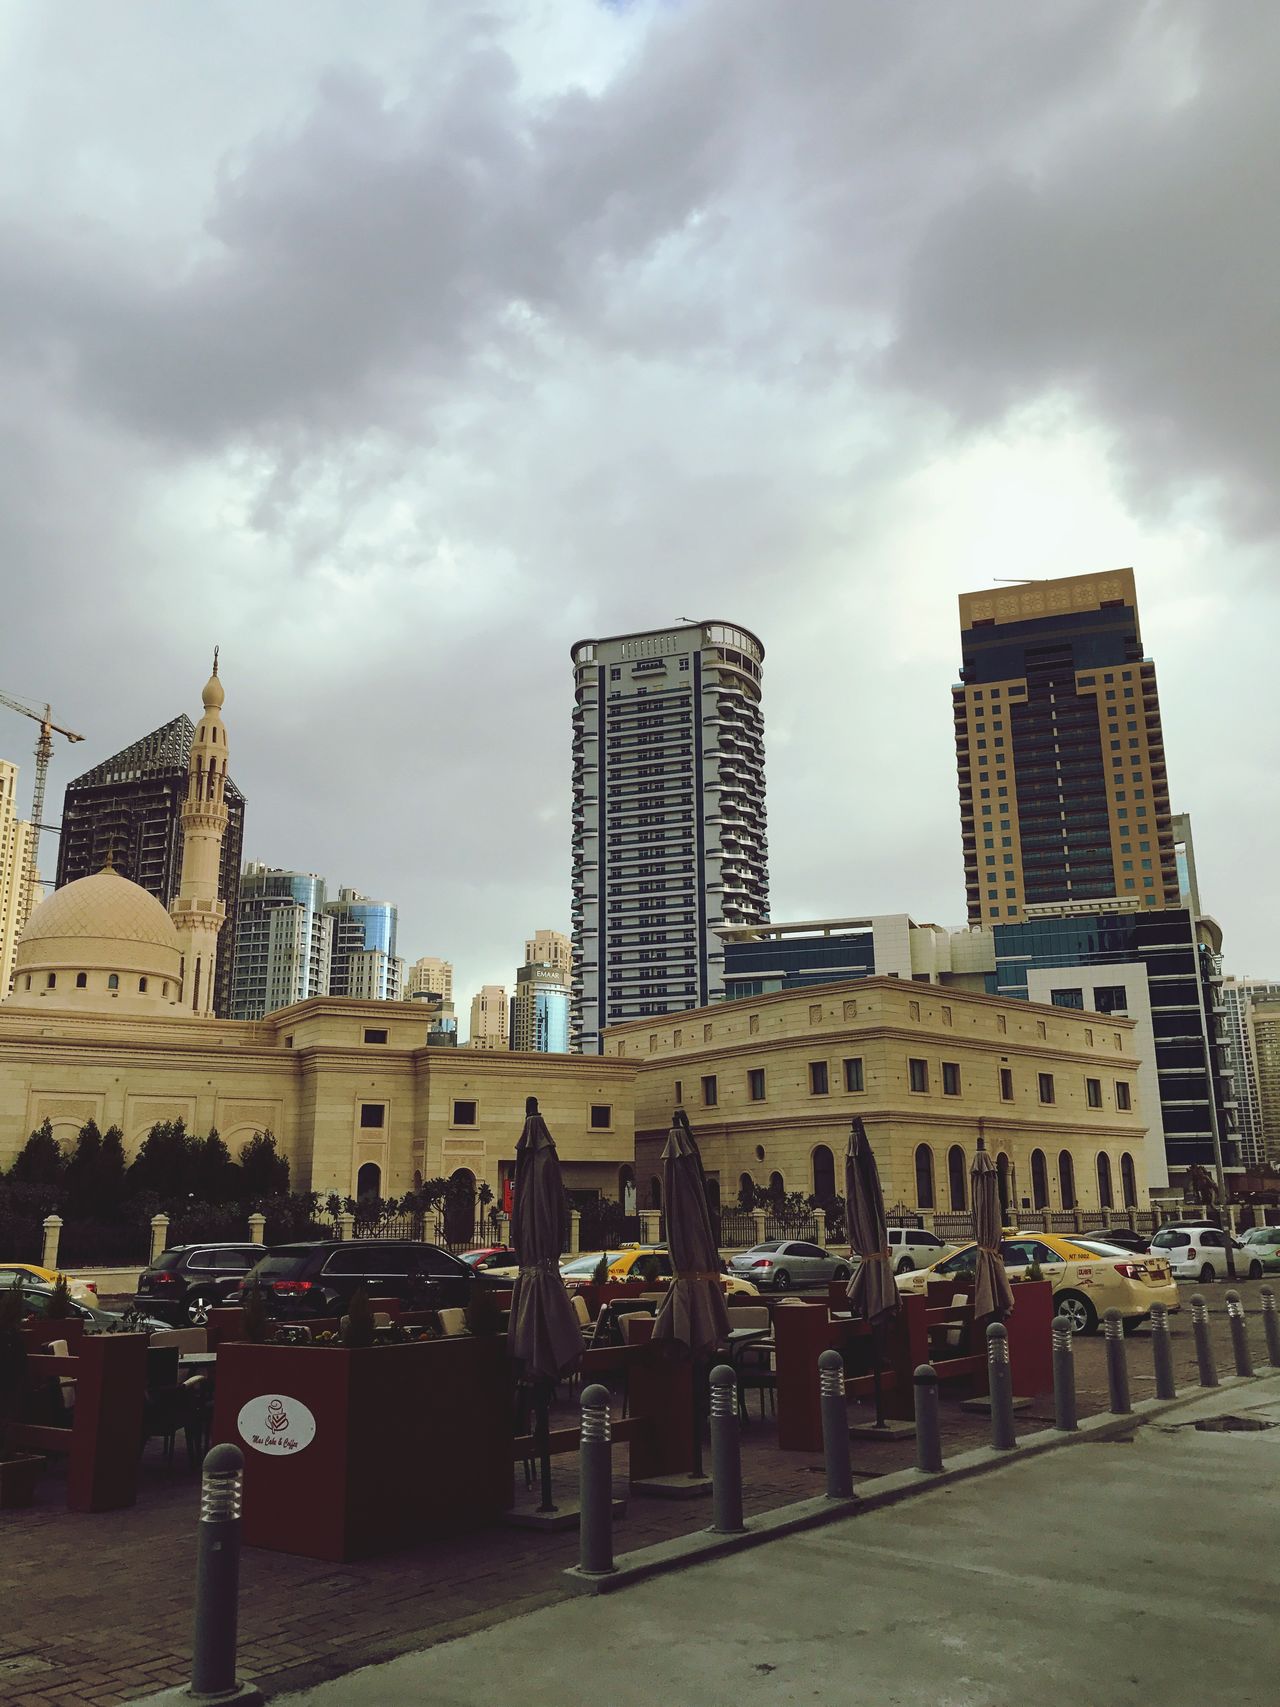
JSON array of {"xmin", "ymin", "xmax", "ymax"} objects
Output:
[{"xmin": 277, "ymin": 1375, "xmax": 1280, "ymax": 1707}]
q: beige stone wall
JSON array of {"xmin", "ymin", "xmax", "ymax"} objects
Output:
[{"xmin": 618, "ymin": 978, "xmax": 1147, "ymax": 1218}]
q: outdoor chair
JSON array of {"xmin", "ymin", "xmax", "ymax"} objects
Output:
[
  {"xmin": 43, "ymin": 1337, "xmax": 77, "ymax": 1420},
  {"xmin": 621, "ymin": 1312, "xmax": 654, "ymax": 1345},
  {"xmin": 729, "ymin": 1333, "xmax": 776, "ymax": 1422},
  {"xmin": 723, "ymin": 1307, "xmax": 770, "ymax": 1336},
  {"xmin": 437, "ymin": 1307, "xmax": 468, "ymax": 1337},
  {"xmin": 141, "ymin": 1346, "xmax": 202, "ymax": 1468}
]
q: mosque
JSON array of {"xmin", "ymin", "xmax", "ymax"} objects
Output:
[{"xmin": 0, "ymin": 663, "xmax": 636, "ymax": 1206}]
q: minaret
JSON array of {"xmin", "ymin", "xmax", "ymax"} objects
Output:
[{"xmin": 170, "ymin": 652, "xmax": 229, "ymax": 1016}]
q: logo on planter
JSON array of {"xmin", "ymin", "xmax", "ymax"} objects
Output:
[{"xmin": 237, "ymin": 1393, "xmax": 316, "ymax": 1457}]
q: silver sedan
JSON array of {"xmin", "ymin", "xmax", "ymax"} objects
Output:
[{"xmin": 727, "ymin": 1240, "xmax": 852, "ymax": 1292}]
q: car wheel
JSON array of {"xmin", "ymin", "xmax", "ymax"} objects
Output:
[
  {"xmin": 1249, "ymin": 1261, "xmax": 1263, "ymax": 1280},
  {"xmin": 896, "ymin": 1256, "xmax": 914, "ymax": 1275},
  {"xmin": 773, "ymin": 1270, "xmax": 791, "ymax": 1291},
  {"xmin": 1056, "ymin": 1291, "xmax": 1098, "ymax": 1336},
  {"xmin": 186, "ymin": 1294, "xmax": 212, "ymax": 1327},
  {"xmin": 1199, "ymin": 1264, "xmax": 1215, "ymax": 1285},
  {"xmin": 833, "ymin": 1267, "xmax": 851, "ymax": 1283}
]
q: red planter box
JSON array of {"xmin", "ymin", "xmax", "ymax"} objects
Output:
[{"xmin": 212, "ymin": 1336, "xmax": 513, "ymax": 1561}]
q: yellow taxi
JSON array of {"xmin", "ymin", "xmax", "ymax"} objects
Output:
[
  {"xmin": 0, "ymin": 1262, "xmax": 98, "ymax": 1306},
  {"xmin": 558, "ymin": 1248, "xmax": 760, "ymax": 1296},
  {"xmin": 895, "ymin": 1231, "xmax": 1178, "ymax": 1334}
]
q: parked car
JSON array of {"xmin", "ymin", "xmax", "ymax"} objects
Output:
[
  {"xmin": 557, "ymin": 1247, "xmax": 760, "ymax": 1296},
  {"xmin": 727, "ymin": 1240, "xmax": 852, "ymax": 1292},
  {"xmin": 457, "ymin": 1246, "xmax": 519, "ymax": 1273},
  {"xmin": 134, "ymin": 1243, "xmax": 267, "ymax": 1326},
  {"xmin": 1083, "ymin": 1227, "xmax": 1152, "ymax": 1255},
  {"xmin": 897, "ymin": 1232, "xmax": 1179, "ymax": 1334},
  {"xmin": 0, "ymin": 1262, "xmax": 98, "ymax": 1305},
  {"xmin": 237, "ymin": 1241, "xmax": 474, "ymax": 1317},
  {"xmin": 5, "ymin": 1277, "xmax": 170, "ymax": 1335},
  {"xmin": 884, "ymin": 1227, "xmax": 953, "ymax": 1273},
  {"xmin": 1238, "ymin": 1227, "xmax": 1280, "ymax": 1273},
  {"xmin": 1147, "ymin": 1224, "xmax": 1255, "ymax": 1282}
]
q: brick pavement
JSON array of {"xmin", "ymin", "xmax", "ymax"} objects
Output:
[{"xmin": 2, "ymin": 1282, "xmax": 1274, "ymax": 1706}]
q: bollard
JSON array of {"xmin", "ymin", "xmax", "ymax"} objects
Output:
[
  {"xmin": 1261, "ymin": 1287, "xmax": 1280, "ymax": 1369},
  {"xmin": 1103, "ymin": 1309, "xmax": 1131, "ymax": 1414},
  {"xmin": 1225, "ymin": 1291, "xmax": 1254, "ymax": 1378},
  {"xmin": 578, "ymin": 1384, "xmax": 615, "ymax": 1576},
  {"xmin": 1052, "ymin": 1311, "xmax": 1078, "ymax": 1432},
  {"xmin": 818, "ymin": 1349, "xmax": 854, "ymax": 1499},
  {"xmin": 986, "ymin": 1322, "xmax": 1017, "ymax": 1451},
  {"xmin": 913, "ymin": 1364, "xmax": 943, "ymax": 1473},
  {"xmin": 1191, "ymin": 1293, "xmax": 1219, "ymax": 1388},
  {"xmin": 708, "ymin": 1364, "xmax": 745, "ymax": 1533},
  {"xmin": 190, "ymin": 1443, "xmax": 253, "ymax": 1701},
  {"xmin": 1150, "ymin": 1302, "xmax": 1177, "ymax": 1400}
]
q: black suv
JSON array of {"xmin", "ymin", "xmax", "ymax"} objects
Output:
[
  {"xmin": 134, "ymin": 1243, "xmax": 267, "ymax": 1326},
  {"xmin": 238, "ymin": 1241, "xmax": 475, "ymax": 1318}
]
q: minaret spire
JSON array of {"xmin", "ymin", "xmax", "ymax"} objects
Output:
[{"xmin": 169, "ymin": 656, "xmax": 230, "ymax": 1016}]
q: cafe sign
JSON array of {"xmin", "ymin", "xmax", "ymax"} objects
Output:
[{"xmin": 237, "ymin": 1393, "xmax": 316, "ymax": 1457}]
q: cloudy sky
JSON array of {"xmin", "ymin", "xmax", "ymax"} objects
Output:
[{"xmin": 1, "ymin": 0, "xmax": 1276, "ymax": 1030}]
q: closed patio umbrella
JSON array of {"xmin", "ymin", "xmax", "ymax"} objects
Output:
[
  {"xmin": 844, "ymin": 1117, "xmax": 899, "ymax": 1427},
  {"xmin": 508, "ymin": 1097, "xmax": 583, "ymax": 1511},
  {"xmin": 971, "ymin": 1139, "xmax": 1014, "ymax": 1324}
]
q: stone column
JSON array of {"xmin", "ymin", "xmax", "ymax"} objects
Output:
[
  {"xmin": 247, "ymin": 1212, "xmax": 266, "ymax": 1245},
  {"xmin": 640, "ymin": 1209, "xmax": 662, "ymax": 1246},
  {"xmin": 569, "ymin": 1210, "xmax": 582, "ymax": 1255},
  {"xmin": 1126, "ymin": 1205, "xmax": 1138, "ymax": 1232},
  {"xmin": 495, "ymin": 1211, "xmax": 511, "ymax": 1248},
  {"xmin": 812, "ymin": 1207, "xmax": 827, "ymax": 1246},
  {"xmin": 751, "ymin": 1210, "xmax": 768, "ymax": 1247},
  {"xmin": 1040, "ymin": 1209, "xmax": 1053, "ymax": 1234},
  {"xmin": 41, "ymin": 1214, "xmax": 63, "ymax": 1271},
  {"xmin": 919, "ymin": 1209, "xmax": 935, "ymax": 1233},
  {"xmin": 150, "ymin": 1213, "xmax": 170, "ymax": 1263},
  {"xmin": 337, "ymin": 1209, "xmax": 356, "ymax": 1241}
]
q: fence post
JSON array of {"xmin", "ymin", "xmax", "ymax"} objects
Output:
[
  {"xmin": 578, "ymin": 1384, "xmax": 615, "ymax": 1576},
  {"xmin": 919, "ymin": 1208, "xmax": 935, "ymax": 1233},
  {"xmin": 818, "ymin": 1350, "xmax": 854, "ymax": 1499},
  {"xmin": 708, "ymin": 1365, "xmax": 745, "ymax": 1532},
  {"xmin": 1052, "ymin": 1311, "xmax": 1077, "ymax": 1432},
  {"xmin": 569, "ymin": 1210, "xmax": 582, "ymax": 1256},
  {"xmin": 189, "ymin": 1443, "xmax": 261, "ymax": 1703},
  {"xmin": 1126, "ymin": 1205, "xmax": 1138, "ymax": 1233},
  {"xmin": 986, "ymin": 1323, "xmax": 1017, "ymax": 1450},
  {"xmin": 337, "ymin": 1210, "xmax": 355, "ymax": 1242},
  {"xmin": 640, "ymin": 1209, "xmax": 662, "ymax": 1245},
  {"xmin": 1150, "ymin": 1302, "xmax": 1177, "ymax": 1400},
  {"xmin": 150, "ymin": 1213, "xmax": 170, "ymax": 1263},
  {"xmin": 751, "ymin": 1209, "xmax": 768, "ymax": 1246},
  {"xmin": 1103, "ymin": 1309, "xmax": 1131, "ymax": 1413},
  {"xmin": 812, "ymin": 1206, "xmax": 827, "ymax": 1246},
  {"xmin": 1261, "ymin": 1287, "xmax": 1280, "ymax": 1368},
  {"xmin": 495, "ymin": 1210, "xmax": 511, "ymax": 1249},
  {"xmin": 41, "ymin": 1214, "xmax": 63, "ymax": 1271},
  {"xmin": 1040, "ymin": 1209, "xmax": 1052, "ymax": 1234},
  {"xmin": 1225, "ymin": 1291, "xmax": 1254, "ymax": 1378},
  {"xmin": 246, "ymin": 1211, "xmax": 266, "ymax": 1246},
  {"xmin": 1191, "ymin": 1294, "xmax": 1218, "ymax": 1387},
  {"xmin": 914, "ymin": 1364, "xmax": 943, "ymax": 1473}
]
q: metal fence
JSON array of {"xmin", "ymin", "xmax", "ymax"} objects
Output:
[
  {"xmin": 717, "ymin": 1209, "xmax": 757, "ymax": 1248},
  {"xmin": 349, "ymin": 1211, "xmax": 502, "ymax": 1253},
  {"xmin": 931, "ymin": 1212, "xmax": 975, "ymax": 1242},
  {"xmin": 763, "ymin": 1213, "xmax": 818, "ymax": 1241}
]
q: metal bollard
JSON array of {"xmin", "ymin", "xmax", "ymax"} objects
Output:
[
  {"xmin": 1261, "ymin": 1287, "xmax": 1280, "ymax": 1368},
  {"xmin": 986, "ymin": 1322, "xmax": 1016, "ymax": 1451},
  {"xmin": 818, "ymin": 1349, "xmax": 854, "ymax": 1499},
  {"xmin": 914, "ymin": 1364, "xmax": 943, "ymax": 1473},
  {"xmin": 1191, "ymin": 1293, "xmax": 1219, "ymax": 1388},
  {"xmin": 578, "ymin": 1384, "xmax": 616, "ymax": 1576},
  {"xmin": 190, "ymin": 1443, "xmax": 252, "ymax": 1702},
  {"xmin": 708, "ymin": 1364, "xmax": 745, "ymax": 1533},
  {"xmin": 1225, "ymin": 1291, "xmax": 1254, "ymax": 1378},
  {"xmin": 1103, "ymin": 1309, "xmax": 1131, "ymax": 1413},
  {"xmin": 1150, "ymin": 1302, "xmax": 1177, "ymax": 1400},
  {"xmin": 1052, "ymin": 1311, "xmax": 1078, "ymax": 1432}
]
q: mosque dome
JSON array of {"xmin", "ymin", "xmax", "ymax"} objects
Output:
[{"xmin": 7, "ymin": 869, "xmax": 184, "ymax": 1012}]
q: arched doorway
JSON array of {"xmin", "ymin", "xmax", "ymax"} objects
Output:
[
  {"xmin": 1058, "ymin": 1151, "xmax": 1076, "ymax": 1211},
  {"xmin": 996, "ymin": 1153, "xmax": 1011, "ymax": 1221},
  {"xmin": 947, "ymin": 1146, "xmax": 966, "ymax": 1212},
  {"xmin": 649, "ymin": 1176, "xmax": 663, "ymax": 1210},
  {"xmin": 1120, "ymin": 1152, "xmax": 1137, "ymax": 1208},
  {"xmin": 705, "ymin": 1177, "xmax": 721, "ymax": 1212},
  {"xmin": 1031, "ymin": 1149, "xmax": 1048, "ymax": 1210},
  {"xmin": 412, "ymin": 1169, "xmax": 423, "ymax": 1194},
  {"xmin": 767, "ymin": 1170, "xmax": 784, "ymax": 1204},
  {"xmin": 811, "ymin": 1145, "xmax": 836, "ymax": 1204},
  {"xmin": 1096, "ymin": 1153, "xmax": 1114, "ymax": 1209},
  {"xmin": 356, "ymin": 1161, "xmax": 381, "ymax": 1201},
  {"xmin": 737, "ymin": 1172, "xmax": 755, "ymax": 1210},
  {"xmin": 914, "ymin": 1144, "xmax": 935, "ymax": 1209},
  {"xmin": 445, "ymin": 1168, "xmax": 476, "ymax": 1246},
  {"xmin": 618, "ymin": 1164, "xmax": 636, "ymax": 1213}
]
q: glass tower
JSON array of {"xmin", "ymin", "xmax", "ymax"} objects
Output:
[
  {"xmin": 230, "ymin": 864, "xmax": 331, "ymax": 1019},
  {"xmin": 324, "ymin": 888, "xmax": 399, "ymax": 1001}
]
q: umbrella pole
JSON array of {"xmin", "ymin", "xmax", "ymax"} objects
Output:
[
  {"xmin": 871, "ymin": 1320, "xmax": 886, "ymax": 1430},
  {"xmin": 690, "ymin": 1354, "xmax": 704, "ymax": 1479},
  {"xmin": 536, "ymin": 1377, "xmax": 556, "ymax": 1514}
]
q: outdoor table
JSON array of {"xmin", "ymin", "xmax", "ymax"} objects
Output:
[{"xmin": 178, "ymin": 1352, "xmax": 218, "ymax": 1368}]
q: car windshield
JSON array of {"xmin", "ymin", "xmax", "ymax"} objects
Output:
[
  {"xmin": 1070, "ymin": 1240, "xmax": 1131, "ymax": 1256},
  {"xmin": 250, "ymin": 1253, "xmax": 313, "ymax": 1279},
  {"xmin": 744, "ymin": 1243, "xmax": 783, "ymax": 1255},
  {"xmin": 151, "ymin": 1251, "xmax": 187, "ymax": 1271},
  {"xmin": 561, "ymin": 1252, "xmax": 624, "ymax": 1276},
  {"xmin": 1152, "ymin": 1231, "xmax": 1189, "ymax": 1248}
]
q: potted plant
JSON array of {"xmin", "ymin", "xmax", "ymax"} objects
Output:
[{"xmin": 0, "ymin": 1283, "xmax": 42, "ymax": 1509}]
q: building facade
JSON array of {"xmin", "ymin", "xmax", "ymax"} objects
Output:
[
  {"xmin": 718, "ymin": 915, "xmax": 995, "ymax": 1000},
  {"xmin": 468, "ymin": 984, "xmax": 509, "ymax": 1050},
  {"xmin": 954, "ymin": 570, "xmax": 1179, "ymax": 927},
  {"xmin": 230, "ymin": 865, "xmax": 332, "ymax": 1021},
  {"xmin": 525, "ymin": 930, "xmax": 572, "ymax": 981},
  {"xmin": 0, "ymin": 760, "xmax": 37, "ymax": 999},
  {"xmin": 1220, "ymin": 978, "xmax": 1280, "ymax": 1168},
  {"xmin": 1247, "ymin": 1001, "xmax": 1280, "ymax": 1167},
  {"xmin": 55, "ymin": 711, "xmax": 246, "ymax": 1017},
  {"xmin": 404, "ymin": 956, "xmax": 454, "ymax": 1002},
  {"xmin": 511, "ymin": 960, "xmax": 571, "ymax": 1054},
  {"xmin": 571, "ymin": 620, "xmax": 769, "ymax": 1054},
  {"xmin": 613, "ymin": 979, "xmax": 1146, "ymax": 1221},
  {"xmin": 325, "ymin": 888, "xmax": 399, "ymax": 1002}
]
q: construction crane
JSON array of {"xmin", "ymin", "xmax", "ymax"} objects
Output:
[{"xmin": 0, "ymin": 689, "xmax": 85, "ymax": 933}]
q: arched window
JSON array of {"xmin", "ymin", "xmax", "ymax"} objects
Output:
[
  {"xmin": 23, "ymin": 974, "xmax": 30, "ymax": 990},
  {"xmin": 75, "ymin": 972, "xmax": 87, "ymax": 989},
  {"xmin": 705, "ymin": 1178, "xmax": 721, "ymax": 1211},
  {"xmin": 738, "ymin": 1172, "xmax": 754, "ymax": 1210},
  {"xmin": 618, "ymin": 1165, "xmax": 636, "ymax": 1213},
  {"xmin": 1096, "ymin": 1153, "xmax": 1114, "ymax": 1209},
  {"xmin": 947, "ymin": 1146, "xmax": 967, "ymax": 1212},
  {"xmin": 139, "ymin": 977, "xmax": 148, "ymax": 993},
  {"xmin": 811, "ymin": 1145, "xmax": 836, "ymax": 1203},
  {"xmin": 46, "ymin": 973, "xmax": 56, "ymax": 989},
  {"xmin": 996, "ymin": 1153, "xmax": 1011, "ymax": 1220},
  {"xmin": 1031, "ymin": 1149, "xmax": 1049, "ymax": 1209},
  {"xmin": 649, "ymin": 1176, "xmax": 663, "ymax": 1210},
  {"xmin": 445, "ymin": 1168, "xmax": 476, "ymax": 1244},
  {"xmin": 1058, "ymin": 1150, "xmax": 1076, "ymax": 1210},
  {"xmin": 107, "ymin": 974, "xmax": 119, "ymax": 991},
  {"xmin": 356, "ymin": 1161, "xmax": 381, "ymax": 1200},
  {"xmin": 1120, "ymin": 1152, "xmax": 1137, "ymax": 1208},
  {"xmin": 914, "ymin": 1145, "xmax": 935, "ymax": 1209},
  {"xmin": 413, "ymin": 1170, "xmax": 423, "ymax": 1193},
  {"xmin": 768, "ymin": 1170, "xmax": 784, "ymax": 1203},
  {"xmin": 162, "ymin": 982, "xmax": 169, "ymax": 997}
]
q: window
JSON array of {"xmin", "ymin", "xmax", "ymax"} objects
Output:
[
  {"xmin": 46, "ymin": 973, "xmax": 56, "ymax": 989},
  {"xmin": 1058, "ymin": 1151, "xmax": 1076, "ymax": 1210},
  {"xmin": 1115, "ymin": 1080, "xmax": 1132, "ymax": 1111},
  {"xmin": 747, "ymin": 1068, "xmax": 766, "ymax": 1102},
  {"xmin": 359, "ymin": 1103, "xmax": 386, "ymax": 1129},
  {"xmin": 1038, "ymin": 1073, "xmax": 1055, "ymax": 1105},
  {"xmin": 1097, "ymin": 1153, "xmax": 1114, "ymax": 1208},
  {"xmin": 1051, "ymin": 988, "xmax": 1084, "ymax": 1009},
  {"xmin": 702, "ymin": 1075, "xmax": 717, "ymax": 1107},
  {"xmin": 1086, "ymin": 1077, "xmax": 1103, "ymax": 1109},
  {"xmin": 138, "ymin": 977, "xmax": 148, "ymax": 993},
  {"xmin": 590, "ymin": 1105, "xmax": 612, "ymax": 1129},
  {"xmin": 1031, "ymin": 1149, "xmax": 1048, "ymax": 1209},
  {"xmin": 809, "ymin": 1061, "xmax": 829, "ymax": 1096},
  {"xmin": 363, "ymin": 1028, "xmax": 388, "ymax": 1045},
  {"xmin": 107, "ymin": 974, "xmax": 119, "ymax": 991},
  {"xmin": 451, "ymin": 1100, "xmax": 477, "ymax": 1126},
  {"xmin": 843, "ymin": 1057, "xmax": 864, "ymax": 1093},
  {"xmin": 908, "ymin": 1058, "xmax": 929, "ymax": 1093},
  {"xmin": 812, "ymin": 1144, "xmax": 836, "ymax": 1201},
  {"xmin": 674, "ymin": 1080, "xmax": 682, "ymax": 1105},
  {"xmin": 999, "ymin": 1067, "xmax": 1014, "ymax": 1102},
  {"xmin": 914, "ymin": 1144, "xmax": 935, "ymax": 1209},
  {"xmin": 942, "ymin": 1062, "xmax": 961, "ymax": 1097},
  {"xmin": 75, "ymin": 973, "xmax": 87, "ymax": 989},
  {"xmin": 947, "ymin": 1146, "xmax": 967, "ymax": 1211},
  {"xmin": 1120, "ymin": 1152, "xmax": 1137, "ymax": 1207}
]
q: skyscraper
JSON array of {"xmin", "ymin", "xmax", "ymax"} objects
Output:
[
  {"xmin": 469, "ymin": 984, "xmax": 509, "ymax": 1049},
  {"xmin": 230, "ymin": 864, "xmax": 332, "ymax": 1020},
  {"xmin": 324, "ymin": 888, "xmax": 399, "ymax": 1002},
  {"xmin": 1221, "ymin": 977, "xmax": 1280, "ymax": 1168},
  {"xmin": 570, "ymin": 620, "xmax": 769, "ymax": 1054},
  {"xmin": 0, "ymin": 760, "xmax": 37, "ymax": 998},
  {"xmin": 404, "ymin": 956, "xmax": 453, "ymax": 1002},
  {"xmin": 56, "ymin": 710, "xmax": 246, "ymax": 1016},
  {"xmin": 511, "ymin": 960, "xmax": 571, "ymax": 1053},
  {"xmin": 524, "ymin": 930, "xmax": 571, "ymax": 981},
  {"xmin": 954, "ymin": 570, "xmax": 1178, "ymax": 927}
]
